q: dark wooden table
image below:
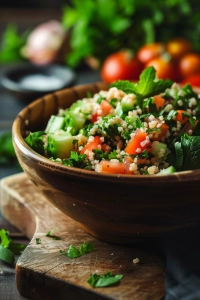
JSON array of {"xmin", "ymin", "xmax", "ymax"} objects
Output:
[{"xmin": 0, "ymin": 9, "xmax": 101, "ymax": 299}]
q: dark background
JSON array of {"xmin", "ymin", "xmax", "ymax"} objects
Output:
[{"xmin": 0, "ymin": 0, "xmax": 70, "ymax": 8}]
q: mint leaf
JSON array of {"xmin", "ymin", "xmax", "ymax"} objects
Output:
[
  {"xmin": 180, "ymin": 135, "xmax": 200, "ymax": 171},
  {"xmin": 174, "ymin": 141, "xmax": 183, "ymax": 171},
  {"xmin": 110, "ymin": 80, "xmax": 135, "ymax": 94},
  {"xmin": 111, "ymin": 66, "xmax": 173, "ymax": 100},
  {"xmin": 87, "ymin": 271, "xmax": 123, "ymax": 288},
  {"xmin": 60, "ymin": 242, "xmax": 95, "ymax": 259}
]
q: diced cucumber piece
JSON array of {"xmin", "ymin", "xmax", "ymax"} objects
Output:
[
  {"xmin": 150, "ymin": 141, "xmax": 167, "ymax": 158},
  {"xmin": 121, "ymin": 99, "xmax": 134, "ymax": 112},
  {"xmin": 115, "ymin": 101, "xmax": 134, "ymax": 118},
  {"xmin": 45, "ymin": 115, "xmax": 65, "ymax": 133},
  {"xmin": 70, "ymin": 100, "xmax": 86, "ymax": 111},
  {"xmin": 65, "ymin": 110, "xmax": 86, "ymax": 135},
  {"xmin": 47, "ymin": 133, "xmax": 76, "ymax": 159},
  {"xmin": 115, "ymin": 102, "xmax": 124, "ymax": 117},
  {"xmin": 125, "ymin": 115, "xmax": 140, "ymax": 129},
  {"xmin": 157, "ymin": 166, "xmax": 176, "ymax": 175}
]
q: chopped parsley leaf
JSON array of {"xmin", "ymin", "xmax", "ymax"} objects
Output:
[
  {"xmin": 60, "ymin": 242, "xmax": 95, "ymax": 258},
  {"xmin": 87, "ymin": 271, "xmax": 123, "ymax": 288},
  {"xmin": 36, "ymin": 238, "xmax": 41, "ymax": 244},
  {"xmin": 63, "ymin": 151, "xmax": 90, "ymax": 169}
]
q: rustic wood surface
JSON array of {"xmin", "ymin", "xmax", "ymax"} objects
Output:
[{"xmin": 0, "ymin": 173, "xmax": 166, "ymax": 300}]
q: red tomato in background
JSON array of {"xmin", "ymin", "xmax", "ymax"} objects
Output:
[
  {"xmin": 181, "ymin": 74, "xmax": 200, "ymax": 87},
  {"xmin": 146, "ymin": 56, "xmax": 180, "ymax": 81},
  {"xmin": 100, "ymin": 50, "xmax": 143, "ymax": 83},
  {"xmin": 166, "ymin": 38, "xmax": 192, "ymax": 61},
  {"xmin": 137, "ymin": 42, "xmax": 165, "ymax": 65},
  {"xmin": 178, "ymin": 53, "xmax": 200, "ymax": 79}
]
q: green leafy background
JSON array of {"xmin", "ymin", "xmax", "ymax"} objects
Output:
[
  {"xmin": 62, "ymin": 0, "xmax": 200, "ymax": 67},
  {"xmin": 1, "ymin": 0, "xmax": 200, "ymax": 68}
]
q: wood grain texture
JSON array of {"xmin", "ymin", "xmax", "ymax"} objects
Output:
[{"xmin": 0, "ymin": 173, "xmax": 166, "ymax": 300}]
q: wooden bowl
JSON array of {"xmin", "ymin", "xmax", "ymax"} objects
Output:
[{"xmin": 12, "ymin": 82, "xmax": 200, "ymax": 244}]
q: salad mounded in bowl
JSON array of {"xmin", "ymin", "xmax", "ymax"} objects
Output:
[{"xmin": 25, "ymin": 66, "xmax": 200, "ymax": 176}]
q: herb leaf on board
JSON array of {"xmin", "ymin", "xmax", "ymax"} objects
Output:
[
  {"xmin": 87, "ymin": 271, "xmax": 123, "ymax": 288},
  {"xmin": 60, "ymin": 242, "xmax": 95, "ymax": 258},
  {"xmin": 0, "ymin": 228, "xmax": 26, "ymax": 265}
]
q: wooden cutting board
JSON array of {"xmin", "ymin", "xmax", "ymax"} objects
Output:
[{"xmin": 0, "ymin": 173, "xmax": 166, "ymax": 300}]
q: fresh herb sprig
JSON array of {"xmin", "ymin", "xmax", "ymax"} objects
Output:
[
  {"xmin": 0, "ymin": 228, "xmax": 26, "ymax": 265},
  {"xmin": 60, "ymin": 242, "xmax": 95, "ymax": 258},
  {"xmin": 110, "ymin": 66, "xmax": 173, "ymax": 108},
  {"xmin": 87, "ymin": 271, "xmax": 123, "ymax": 288}
]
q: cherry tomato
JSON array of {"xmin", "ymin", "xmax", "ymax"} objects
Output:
[
  {"xmin": 166, "ymin": 38, "xmax": 192, "ymax": 61},
  {"xmin": 100, "ymin": 50, "xmax": 143, "ymax": 83},
  {"xmin": 145, "ymin": 56, "xmax": 179, "ymax": 81},
  {"xmin": 181, "ymin": 74, "xmax": 200, "ymax": 87},
  {"xmin": 178, "ymin": 53, "xmax": 200, "ymax": 79},
  {"xmin": 137, "ymin": 42, "xmax": 165, "ymax": 65}
]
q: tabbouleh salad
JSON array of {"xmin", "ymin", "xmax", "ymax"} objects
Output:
[{"xmin": 25, "ymin": 66, "xmax": 200, "ymax": 175}]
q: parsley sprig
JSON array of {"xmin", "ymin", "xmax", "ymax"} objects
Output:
[
  {"xmin": 0, "ymin": 228, "xmax": 26, "ymax": 265},
  {"xmin": 110, "ymin": 66, "xmax": 173, "ymax": 107}
]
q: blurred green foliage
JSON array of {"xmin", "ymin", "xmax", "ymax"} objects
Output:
[
  {"xmin": 0, "ymin": 24, "xmax": 28, "ymax": 63},
  {"xmin": 62, "ymin": 0, "xmax": 200, "ymax": 67},
  {"xmin": 1, "ymin": 0, "xmax": 200, "ymax": 68},
  {"xmin": 0, "ymin": 131, "xmax": 19, "ymax": 166}
]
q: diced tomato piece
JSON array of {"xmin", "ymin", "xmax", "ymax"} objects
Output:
[
  {"xmin": 80, "ymin": 136, "xmax": 102, "ymax": 154},
  {"xmin": 91, "ymin": 112, "xmax": 99, "ymax": 123},
  {"xmin": 100, "ymin": 160, "xmax": 125, "ymax": 174},
  {"xmin": 125, "ymin": 130, "xmax": 151, "ymax": 155},
  {"xmin": 175, "ymin": 110, "xmax": 188, "ymax": 124},
  {"xmin": 100, "ymin": 100, "xmax": 113, "ymax": 115},
  {"xmin": 153, "ymin": 95, "xmax": 165, "ymax": 110},
  {"xmin": 151, "ymin": 123, "xmax": 169, "ymax": 141},
  {"xmin": 91, "ymin": 100, "xmax": 113, "ymax": 123}
]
